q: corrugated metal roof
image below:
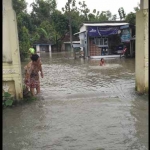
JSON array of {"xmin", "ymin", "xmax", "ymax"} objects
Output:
[
  {"xmin": 83, "ymin": 22, "xmax": 129, "ymax": 26},
  {"xmin": 74, "ymin": 22, "xmax": 129, "ymax": 35},
  {"xmin": 83, "ymin": 21, "xmax": 127, "ymax": 23}
]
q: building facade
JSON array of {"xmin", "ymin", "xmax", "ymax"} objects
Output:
[{"xmin": 74, "ymin": 21, "xmax": 135, "ymax": 58}]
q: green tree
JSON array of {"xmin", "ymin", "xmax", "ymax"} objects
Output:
[
  {"xmin": 12, "ymin": 0, "xmax": 27, "ymax": 14},
  {"xmin": 125, "ymin": 12, "xmax": 136, "ymax": 25},
  {"xmin": 17, "ymin": 12, "xmax": 34, "ymax": 34},
  {"xmin": 90, "ymin": 9, "xmax": 112, "ymax": 21},
  {"xmin": 125, "ymin": 3, "xmax": 140, "ymax": 25},
  {"xmin": 78, "ymin": 1, "xmax": 90, "ymax": 21},
  {"xmin": 105, "ymin": 10, "xmax": 112, "ymax": 20},
  {"xmin": 67, "ymin": 10, "xmax": 83, "ymax": 34},
  {"xmin": 134, "ymin": 3, "xmax": 140, "ymax": 12},
  {"xmin": 50, "ymin": 10, "xmax": 69, "ymax": 50},
  {"xmin": 88, "ymin": 13, "xmax": 96, "ymax": 21},
  {"xmin": 31, "ymin": 0, "xmax": 56, "ymax": 18},
  {"xmin": 12, "ymin": 0, "xmax": 31, "ymax": 61},
  {"xmin": 19, "ymin": 26, "xmax": 30, "ymax": 61},
  {"xmin": 51, "ymin": 10, "xmax": 69, "ymax": 39},
  {"xmin": 97, "ymin": 11, "xmax": 109, "ymax": 21},
  {"xmin": 111, "ymin": 14, "xmax": 117, "ymax": 21},
  {"xmin": 30, "ymin": 0, "xmax": 57, "ymax": 24}
]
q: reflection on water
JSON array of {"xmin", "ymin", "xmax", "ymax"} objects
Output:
[{"xmin": 3, "ymin": 52, "xmax": 148, "ymax": 150}]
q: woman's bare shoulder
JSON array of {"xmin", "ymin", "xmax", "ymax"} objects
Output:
[{"xmin": 24, "ymin": 61, "xmax": 32, "ymax": 69}]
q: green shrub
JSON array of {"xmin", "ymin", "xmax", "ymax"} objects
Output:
[{"xmin": 3, "ymin": 92, "xmax": 14, "ymax": 107}]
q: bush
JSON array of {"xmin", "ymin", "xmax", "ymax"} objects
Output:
[{"xmin": 3, "ymin": 92, "xmax": 14, "ymax": 107}]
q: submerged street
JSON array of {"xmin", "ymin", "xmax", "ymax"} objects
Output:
[{"xmin": 3, "ymin": 52, "xmax": 148, "ymax": 150}]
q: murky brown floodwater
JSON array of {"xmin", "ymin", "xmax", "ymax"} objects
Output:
[{"xmin": 3, "ymin": 52, "xmax": 148, "ymax": 150}]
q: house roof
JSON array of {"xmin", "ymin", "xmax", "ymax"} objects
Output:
[
  {"xmin": 83, "ymin": 22, "xmax": 129, "ymax": 27},
  {"xmin": 74, "ymin": 21, "xmax": 130, "ymax": 35},
  {"xmin": 33, "ymin": 44, "xmax": 52, "ymax": 46},
  {"xmin": 74, "ymin": 31, "xmax": 86, "ymax": 35},
  {"xmin": 83, "ymin": 21, "xmax": 127, "ymax": 23},
  {"xmin": 61, "ymin": 33, "xmax": 80, "ymax": 42},
  {"xmin": 33, "ymin": 39, "xmax": 53, "ymax": 45},
  {"xmin": 81, "ymin": 21, "xmax": 128, "ymax": 26}
]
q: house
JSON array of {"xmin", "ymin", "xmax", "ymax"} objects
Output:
[
  {"xmin": 74, "ymin": 21, "xmax": 135, "ymax": 58},
  {"xmin": 50, "ymin": 33, "xmax": 80, "ymax": 52},
  {"xmin": 61, "ymin": 33, "xmax": 80, "ymax": 51},
  {"xmin": 33, "ymin": 40, "xmax": 53, "ymax": 53}
]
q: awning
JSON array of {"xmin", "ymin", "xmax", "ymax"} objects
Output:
[
  {"xmin": 120, "ymin": 24, "xmax": 129, "ymax": 29},
  {"xmin": 74, "ymin": 31, "xmax": 86, "ymax": 35},
  {"xmin": 64, "ymin": 41, "xmax": 80, "ymax": 44}
]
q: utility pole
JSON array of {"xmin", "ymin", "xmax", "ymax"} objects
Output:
[
  {"xmin": 69, "ymin": 17, "xmax": 76, "ymax": 59},
  {"xmin": 69, "ymin": 3, "xmax": 73, "ymax": 52},
  {"xmin": 63, "ymin": 0, "xmax": 75, "ymax": 58}
]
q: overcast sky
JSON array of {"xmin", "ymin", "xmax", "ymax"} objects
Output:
[{"xmin": 26, "ymin": 0, "xmax": 140, "ymax": 17}]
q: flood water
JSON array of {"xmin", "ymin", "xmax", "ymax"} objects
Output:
[{"xmin": 3, "ymin": 52, "xmax": 148, "ymax": 150}]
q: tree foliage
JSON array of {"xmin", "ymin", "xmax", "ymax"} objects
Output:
[
  {"xmin": 12, "ymin": 0, "xmax": 27, "ymax": 14},
  {"xmin": 125, "ymin": 12, "xmax": 136, "ymax": 25},
  {"xmin": 125, "ymin": 3, "xmax": 140, "ymax": 25},
  {"xmin": 134, "ymin": 3, "xmax": 140, "ymax": 12},
  {"xmin": 19, "ymin": 26, "xmax": 30, "ymax": 61},
  {"xmin": 12, "ymin": 0, "xmax": 31, "ymax": 61}
]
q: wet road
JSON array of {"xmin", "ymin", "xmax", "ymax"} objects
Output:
[{"xmin": 3, "ymin": 52, "xmax": 148, "ymax": 150}]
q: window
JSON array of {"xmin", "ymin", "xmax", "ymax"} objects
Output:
[
  {"xmin": 81, "ymin": 40, "xmax": 84, "ymax": 45},
  {"xmin": 122, "ymin": 28, "xmax": 130, "ymax": 35},
  {"xmin": 94, "ymin": 38, "xmax": 108, "ymax": 46},
  {"xmin": 100, "ymin": 38, "xmax": 103, "ymax": 45},
  {"xmin": 96, "ymin": 38, "xmax": 99, "ymax": 45},
  {"xmin": 104, "ymin": 38, "xmax": 108, "ymax": 45}
]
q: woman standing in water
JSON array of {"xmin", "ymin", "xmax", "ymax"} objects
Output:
[
  {"xmin": 24, "ymin": 54, "xmax": 44, "ymax": 96},
  {"xmin": 100, "ymin": 58, "xmax": 105, "ymax": 66}
]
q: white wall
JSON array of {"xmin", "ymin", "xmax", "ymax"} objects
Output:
[
  {"xmin": 80, "ymin": 25, "xmax": 86, "ymax": 32},
  {"xmin": 36, "ymin": 45, "xmax": 40, "ymax": 53},
  {"xmin": 79, "ymin": 33, "xmax": 85, "ymax": 41}
]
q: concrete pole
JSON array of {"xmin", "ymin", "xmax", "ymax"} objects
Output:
[
  {"xmin": 3, "ymin": 0, "xmax": 23, "ymax": 100},
  {"xmin": 135, "ymin": 0, "xmax": 148, "ymax": 93},
  {"xmin": 49, "ymin": 45, "xmax": 51, "ymax": 52},
  {"xmin": 69, "ymin": 16, "xmax": 73, "ymax": 52}
]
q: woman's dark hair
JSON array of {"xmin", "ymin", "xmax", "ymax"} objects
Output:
[
  {"xmin": 101, "ymin": 58, "xmax": 104, "ymax": 61},
  {"xmin": 30, "ymin": 54, "xmax": 39, "ymax": 62}
]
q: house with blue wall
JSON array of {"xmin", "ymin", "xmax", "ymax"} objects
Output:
[{"xmin": 74, "ymin": 21, "xmax": 135, "ymax": 58}]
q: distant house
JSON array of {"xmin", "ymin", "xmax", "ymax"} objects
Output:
[
  {"xmin": 33, "ymin": 40, "xmax": 53, "ymax": 53},
  {"xmin": 61, "ymin": 33, "xmax": 80, "ymax": 51},
  {"xmin": 74, "ymin": 21, "xmax": 135, "ymax": 58},
  {"xmin": 50, "ymin": 33, "xmax": 80, "ymax": 52}
]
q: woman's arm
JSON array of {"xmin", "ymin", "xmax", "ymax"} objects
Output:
[{"xmin": 39, "ymin": 63, "xmax": 44, "ymax": 78}]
